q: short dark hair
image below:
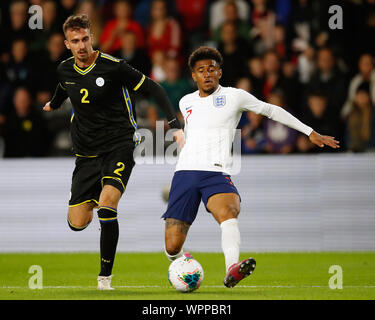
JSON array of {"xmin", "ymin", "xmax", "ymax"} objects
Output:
[
  {"xmin": 63, "ymin": 14, "xmax": 90, "ymax": 36},
  {"xmin": 308, "ymin": 89, "xmax": 327, "ymax": 99},
  {"xmin": 188, "ymin": 46, "xmax": 223, "ymax": 71}
]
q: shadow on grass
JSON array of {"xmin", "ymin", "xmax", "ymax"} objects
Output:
[{"xmin": 64, "ymin": 287, "xmax": 263, "ymax": 300}]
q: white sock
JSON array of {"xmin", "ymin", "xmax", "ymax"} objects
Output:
[
  {"xmin": 164, "ymin": 246, "xmax": 184, "ymax": 262},
  {"xmin": 220, "ymin": 218, "xmax": 241, "ymax": 272}
]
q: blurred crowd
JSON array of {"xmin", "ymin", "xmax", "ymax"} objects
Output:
[{"xmin": 1, "ymin": 0, "xmax": 375, "ymax": 158}]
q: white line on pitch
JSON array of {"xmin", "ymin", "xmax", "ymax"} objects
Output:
[{"xmin": 2, "ymin": 285, "xmax": 375, "ymax": 289}]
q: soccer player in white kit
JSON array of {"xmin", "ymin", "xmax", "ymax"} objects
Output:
[{"xmin": 162, "ymin": 47, "xmax": 340, "ymax": 288}]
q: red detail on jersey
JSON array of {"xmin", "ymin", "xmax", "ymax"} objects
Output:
[{"xmin": 186, "ymin": 109, "xmax": 192, "ymax": 124}]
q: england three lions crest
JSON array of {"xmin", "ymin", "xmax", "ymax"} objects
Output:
[{"xmin": 213, "ymin": 95, "xmax": 226, "ymax": 108}]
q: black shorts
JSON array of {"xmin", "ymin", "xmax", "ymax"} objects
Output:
[{"xmin": 68, "ymin": 147, "xmax": 135, "ymax": 208}]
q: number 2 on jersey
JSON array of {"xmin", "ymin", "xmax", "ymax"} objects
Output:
[
  {"xmin": 114, "ymin": 162, "xmax": 125, "ymax": 176},
  {"xmin": 80, "ymin": 88, "xmax": 90, "ymax": 103}
]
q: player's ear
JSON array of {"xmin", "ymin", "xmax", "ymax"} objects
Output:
[
  {"xmin": 218, "ymin": 68, "xmax": 222, "ymax": 80},
  {"xmin": 64, "ymin": 39, "xmax": 70, "ymax": 50}
]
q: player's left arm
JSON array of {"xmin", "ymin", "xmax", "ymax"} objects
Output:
[
  {"xmin": 43, "ymin": 82, "xmax": 68, "ymax": 112},
  {"xmin": 238, "ymin": 89, "xmax": 339, "ymax": 149},
  {"xmin": 265, "ymin": 105, "xmax": 340, "ymax": 149},
  {"xmin": 308, "ymin": 130, "xmax": 340, "ymax": 149},
  {"xmin": 141, "ymin": 79, "xmax": 185, "ymax": 149},
  {"xmin": 118, "ymin": 60, "xmax": 185, "ymax": 148},
  {"xmin": 43, "ymin": 63, "xmax": 68, "ymax": 112}
]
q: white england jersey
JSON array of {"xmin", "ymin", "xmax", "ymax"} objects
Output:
[{"xmin": 175, "ymin": 85, "xmax": 313, "ymax": 174}]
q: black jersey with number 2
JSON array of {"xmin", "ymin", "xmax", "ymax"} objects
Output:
[{"xmin": 51, "ymin": 51, "xmax": 148, "ymax": 156}]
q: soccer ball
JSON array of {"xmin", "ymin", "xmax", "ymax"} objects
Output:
[{"xmin": 168, "ymin": 256, "xmax": 204, "ymax": 292}]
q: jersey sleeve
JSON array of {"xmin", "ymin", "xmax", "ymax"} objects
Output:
[
  {"xmin": 118, "ymin": 59, "xmax": 181, "ymax": 129},
  {"xmin": 237, "ymin": 88, "xmax": 313, "ymax": 136},
  {"xmin": 236, "ymin": 88, "xmax": 271, "ymax": 115},
  {"xmin": 117, "ymin": 59, "xmax": 146, "ymax": 92},
  {"xmin": 50, "ymin": 63, "xmax": 69, "ymax": 109}
]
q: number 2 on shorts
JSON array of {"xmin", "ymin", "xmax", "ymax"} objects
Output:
[{"xmin": 114, "ymin": 162, "xmax": 125, "ymax": 176}]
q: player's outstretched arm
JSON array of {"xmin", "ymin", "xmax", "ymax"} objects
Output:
[
  {"xmin": 118, "ymin": 60, "xmax": 185, "ymax": 148},
  {"xmin": 257, "ymin": 102, "xmax": 340, "ymax": 149},
  {"xmin": 238, "ymin": 89, "xmax": 340, "ymax": 150},
  {"xmin": 266, "ymin": 105, "xmax": 340, "ymax": 149},
  {"xmin": 309, "ymin": 131, "xmax": 340, "ymax": 149},
  {"xmin": 139, "ymin": 78, "xmax": 186, "ymax": 149},
  {"xmin": 44, "ymin": 83, "xmax": 68, "ymax": 112},
  {"xmin": 119, "ymin": 60, "xmax": 182, "ymax": 130},
  {"xmin": 138, "ymin": 78, "xmax": 181, "ymax": 128}
]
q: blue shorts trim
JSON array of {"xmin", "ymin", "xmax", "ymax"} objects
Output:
[{"xmin": 162, "ymin": 170, "xmax": 240, "ymax": 224}]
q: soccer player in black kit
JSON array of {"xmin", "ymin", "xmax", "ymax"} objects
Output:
[{"xmin": 43, "ymin": 14, "xmax": 185, "ymax": 290}]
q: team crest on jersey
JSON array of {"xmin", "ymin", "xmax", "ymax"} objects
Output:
[
  {"xmin": 96, "ymin": 77, "xmax": 105, "ymax": 87},
  {"xmin": 213, "ymin": 95, "xmax": 226, "ymax": 108}
]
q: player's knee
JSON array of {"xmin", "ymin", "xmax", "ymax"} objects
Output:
[
  {"xmin": 67, "ymin": 217, "xmax": 91, "ymax": 231},
  {"xmin": 99, "ymin": 184, "xmax": 122, "ymax": 208},
  {"xmin": 222, "ymin": 204, "xmax": 240, "ymax": 218},
  {"xmin": 99, "ymin": 195, "xmax": 118, "ymax": 209},
  {"xmin": 67, "ymin": 204, "xmax": 94, "ymax": 231},
  {"xmin": 214, "ymin": 205, "xmax": 240, "ymax": 224}
]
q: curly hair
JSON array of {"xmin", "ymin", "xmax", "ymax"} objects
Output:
[{"xmin": 188, "ymin": 46, "xmax": 223, "ymax": 71}]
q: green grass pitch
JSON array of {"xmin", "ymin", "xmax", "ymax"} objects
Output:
[{"xmin": 0, "ymin": 252, "xmax": 374, "ymax": 300}]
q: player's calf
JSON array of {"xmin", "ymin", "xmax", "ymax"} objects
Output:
[
  {"xmin": 164, "ymin": 218, "xmax": 191, "ymax": 261},
  {"xmin": 97, "ymin": 206, "xmax": 119, "ymax": 277}
]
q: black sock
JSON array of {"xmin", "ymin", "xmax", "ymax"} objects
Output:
[{"xmin": 97, "ymin": 207, "xmax": 119, "ymax": 277}]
